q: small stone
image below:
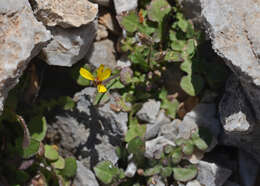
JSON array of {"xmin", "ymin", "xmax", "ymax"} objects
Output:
[
  {"xmin": 113, "ymin": 0, "xmax": 138, "ymax": 15},
  {"xmin": 33, "ymin": 0, "xmax": 98, "ymax": 28},
  {"xmin": 136, "ymin": 99, "xmax": 161, "ymax": 123},
  {"xmin": 145, "ymin": 136, "xmax": 175, "ymax": 159},
  {"xmin": 73, "ymin": 161, "xmax": 99, "ymax": 186},
  {"xmin": 186, "ymin": 180, "xmax": 201, "ymax": 186},
  {"xmin": 145, "ymin": 110, "xmax": 171, "ymax": 140},
  {"xmin": 0, "ymin": 0, "xmax": 51, "ymax": 113},
  {"xmin": 120, "ymin": 67, "xmax": 133, "ymax": 85},
  {"xmin": 96, "ymin": 24, "xmax": 108, "ymax": 41},
  {"xmin": 197, "ymin": 161, "xmax": 232, "ymax": 186},
  {"xmin": 99, "ymin": 13, "xmax": 119, "ymax": 34},
  {"xmin": 158, "ymin": 119, "xmax": 181, "ymax": 142},
  {"xmin": 41, "ymin": 22, "xmax": 96, "ymax": 67},
  {"xmin": 86, "ymin": 39, "xmax": 117, "ymax": 69},
  {"xmin": 125, "ymin": 161, "xmax": 137, "ymax": 178},
  {"xmin": 117, "ymin": 56, "xmax": 131, "ymax": 68}
]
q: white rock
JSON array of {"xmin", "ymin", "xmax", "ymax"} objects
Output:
[
  {"xmin": 197, "ymin": 161, "xmax": 232, "ymax": 186},
  {"xmin": 0, "ymin": 0, "xmax": 51, "ymax": 113},
  {"xmin": 33, "ymin": 0, "xmax": 98, "ymax": 28},
  {"xmin": 125, "ymin": 161, "xmax": 137, "ymax": 178},
  {"xmin": 136, "ymin": 99, "xmax": 161, "ymax": 123},
  {"xmin": 186, "ymin": 180, "xmax": 201, "ymax": 186},
  {"xmin": 86, "ymin": 39, "xmax": 117, "ymax": 69},
  {"xmin": 41, "ymin": 22, "xmax": 96, "ymax": 67},
  {"xmin": 113, "ymin": 0, "xmax": 138, "ymax": 14}
]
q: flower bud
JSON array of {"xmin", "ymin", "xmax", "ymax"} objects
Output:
[{"xmin": 120, "ymin": 67, "xmax": 133, "ymax": 85}]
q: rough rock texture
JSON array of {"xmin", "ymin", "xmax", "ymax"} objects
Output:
[
  {"xmin": 73, "ymin": 161, "xmax": 99, "ymax": 186},
  {"xmin": 124, "ymin": 161, "xmax": 137, "ymax": 178},
  {"xmin": 202, "ymin": 0, "xmax": 260, "ymax": 120},
  {"xmin": 33, "ymin": 0, "xmax": 98, "ymax": 28},
  {"xmin": 86, "ymin": 39, "xmax": 117, "ymax": 69},
  {"xmin": 41, "ymin": 22, "xmax": 97, "ymax": 66},
  {"xmin": 137, "ymin": 99, "xmax": 161, "ymax": 123},
  {"xmin": 47, "ymin": 88, "xmax": 125, "ymax": 168},
  {"xmin": 96, "ymin": 24, "xmax": 108, "ymax": 41},
  {"xmin": 0, "ymin": 0, "xmax": 51, "ymax": 113},
  {"xmin": 113, "ymin": 0, "xmax": 138, "ymax": 15},
  {"xmin": 197, "ymin": 161, "xmax": 232, "ymax": 186}
]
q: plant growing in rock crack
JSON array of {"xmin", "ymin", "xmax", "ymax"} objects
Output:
[
  {"xmin": 93, "ymin": 131, "xmax": 209, "ymax": 185},
  {"xmin": 0, "ymin": 81, "xmax": 77, "ymax": 185}
]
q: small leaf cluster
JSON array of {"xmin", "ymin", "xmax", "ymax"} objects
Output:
[
  {"xmin": 94, "ymin": 130, "xmax": 208, "ymax": 185},
  {"xmin": 0, "ymin": 83, "xmax": 77, "ymax": 185}
]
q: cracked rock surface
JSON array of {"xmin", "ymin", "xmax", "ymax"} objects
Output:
[{"xmin": 0, "ymin": 0, "xmax": 51, "ymax": 113}]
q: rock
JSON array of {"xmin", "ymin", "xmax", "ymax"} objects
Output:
[
  {"xmin": 47, "ymin": 87, "xmax": 123, "ymax": 168},
  {"xmin": 158, "ymin": 119, "xmax": 181, "ymax": 142},
  {"xmin": 219, "ymin": 75, "xmax": 254, "ymax": 133},
  {"xmin": 0, "ymin": 0, "xmax": 51, "ymax": 113},
  {"xmin": 99, "ymin": 13, "xmax": 120, "ymax": 34},
  {"xmin": 32, "ymin": 0, "xmax": 98, "ymax": 28},
  {"xmin": 136, "ymin": 99, "xmax": 161, "ymax": 123},
  {"xmin": 41, "ymin": 22, "xmax": 96, "ymax": 67},
  {"xmin": 149, "ymin": 176, "xmax": 165, "ymax": 186},
  {"xmin": 223, "ymin": 181, "xmax": 240, "ymax": 186},
  {"xmin": 145, "ymin": 136, "xmax": 175, "ymax": 159},
  {"xmin": 86, "ymin": 39, "xmax": 117, "ymax": 69},
  {"xmin": 116, "ymin": 56, "xmax": 131, "ymax": 68},
  {"xmin": 124, "ymin": 161, "xmax": 137, "ymax": 178},
  {"xmin": 202, "ymin": 0, "xmax": 260, "ymax": 120},
  {"xmin": 98, "ymin": 92, "xmax": 129, "ymax": 135},
  {"xmin": 145, "ymin": 110, "xmax": 171, "ymax": 140},
  {"xmin": 96, "ymin": 24, "xmax": 108, "ymax": 41},
  {"xmin": 197, "ymin": 161, "xmax": 232, "ymax": 186},
  {"xmin": 73, "ymin": 161, "xmax": 99, "ymax": 186},
  {"xmin": 113, "ymin": 0, "xmax": 138, "ymax": 15},
  {"xmin": 238, "ymin": 150, "xmax": 259, "ymax": 186},
  {"xmin": 91, "ymin": 0, "xmax": 110, "ymax": 6},
  {"xmin": 186, "ymin": 180, "xmax": 201, "ymax": 186}
]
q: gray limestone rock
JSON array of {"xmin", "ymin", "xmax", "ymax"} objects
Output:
[
  {"xmin": 73, "ymin": 161, "xmax": 99, "ymax": 186},
  {"xmin": 145, "ymin": 110, "xmax": 171, "ymax": 140},
  {"xmin": 137, "ymin": 99, "xmax": 161, "ymax": 123},
  {"xmin": 186, "ymin": 180, "xmax": 201, "ymax": 186},
  {"xmin": 197, "ymin": 161, "xmax": 232, "ymax": 186},
  {"xmin": 124, "ymin": 161, "xmax": 137, "ymax": 178},
  {"xmin": 47, "ymin": 87, "xmax": 124, "ymax": 168},
  {"xmin": 41, "ymin": 22, "xmax": 97, "ymax": 67},
  {"xmin": 158, "ymin": 119, "xmax": 181, "ymax": 142},
  {"xmin": 32, "ymin": 0, "xmax": 98, "ymax": 28},
  {"xmin": 0, "ymin": 0, "xmax": 51, "ymax": 113},
  {"xmin": 113, "ymin": 0, "xmax": 138, "ymax": 15},
  {"xmin": 86, "ymin": 39, "xmax": 117, "ymax": 69}
]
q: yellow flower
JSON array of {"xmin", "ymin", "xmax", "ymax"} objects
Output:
[{"xmin": 80, "ymin": 64, "xmax": 111, "ymax": 93}]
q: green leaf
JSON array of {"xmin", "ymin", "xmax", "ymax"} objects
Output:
[
  {"xmin": 160, "ymin": 167, "xmax": 172, "ymax": 178},
  {"xmin": 127, "ymin": 137, "xmax": 145, "ymax": 155},
  {"xmin": 173, "ymin": 165, "xmax": 197, "ymax": 182},
  {"xmin": 171, "ymin": 147, "xmax": 183, "ymax": 164},
  {"xmin": 22, "ymin": 139, "xmax": 40, "ymax": 158},
  {"xmin": 171, "ymin": 40, "xmax": 186, "ymax": 51},
  {"xmin": 177, "ymin": 19, "xmax": 189, "ymax": 33},
  {"xmin": 180, "ymin": 58, "xmax": 192, "ymax": 74},
  {"xmin": 125, "ymin": 118, "xmax": 146, "ymax": 142},
  {"xmin": 159, "ymin": 88, "xmax": 179, "ymax": 119},
  {"xmin": 182, "ymin": 140, "xmax": 194, "ymax": 155},
  {"xmin": 147, "ymin": 0, "xmax": 171, "ymax": 22},
  {"xmin": 52, "ymin": 156, "xmax": 65, "ymax": 169},
  {"xmin": 185, "ymin": 39, "xmax": 196, "ymax": 55},
  {"xmin": 180, "ymin": 75, "xmax": 204, "ymax": 96},
  {"xmin": 58, "ymin": 96, "xmax": 75, "ymax": 110},
  {"xmin": 94, "ymin": 161, "xmax": 124, "ymax": 184},
  {"xmin": 143, "ymin": 165, "xmax": 162, "ymax": 176},
  {"xmin": 165, "ymin": 51, "xmax": 183, "ymax": 62},
  {"xmin": 193, "ymin": 138, "xmax": 208, "ymax": 151},
  {"xmin": 28, "ymin": 116, "xmax": 47, "ymax": 142},
  {"xmin": 60, "ymin": 157, "xmax": 77, "ymax": 178},
  {"xmin": 44, "ymin": 145, "xmax": 59, "ymax": 161},
  {"xmin": 121, "ymin": 11, "xmax": 140, "ymax": 33}
]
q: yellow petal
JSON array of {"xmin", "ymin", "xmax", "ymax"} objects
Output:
[
  {"xmin": 97, "ymin": 84, "xmax": 107, "ymax": 93},
  {"xmin": 97, "ymin": 64, "xmax": 104, "ymax": 80},
  {"xmin": 99, "ymin": 68, "xmax": 111, "ymax": 81},
  {"xmin": 80, "ymin": 68, "xmax": 94, "ymax": 81}
]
